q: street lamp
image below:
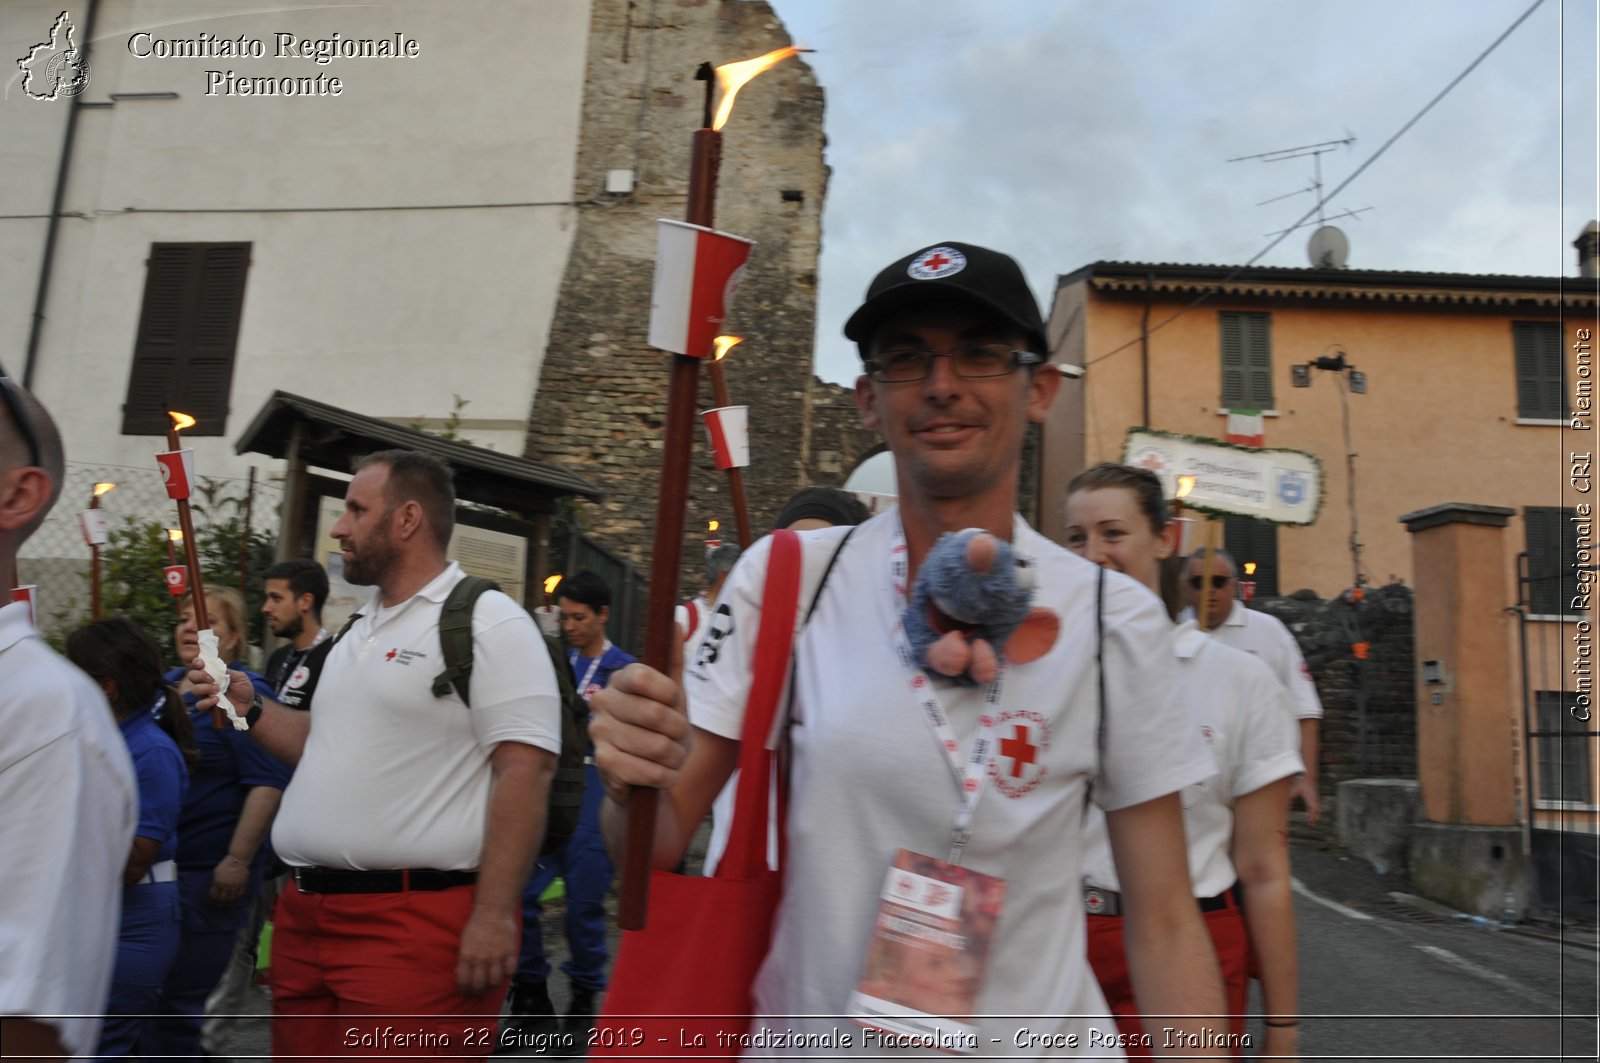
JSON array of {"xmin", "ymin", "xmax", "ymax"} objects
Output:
[{"xmin": 1295, "ymin": 348, "xmax": 1372, "ymax": 771}]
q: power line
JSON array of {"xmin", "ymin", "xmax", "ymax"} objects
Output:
[{"xmin": 1082, "ymin": 0, "xmax": 1548, "ymax": 372}]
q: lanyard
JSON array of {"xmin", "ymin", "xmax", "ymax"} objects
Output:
[
  {"xmin": 569, "ymin": 641, "xmax": 612, "ymax": 702},
  {"xmin": 273, "ymin": 627, "xmax": 329, "ymax": 696},
  {"xmin": 889, "ymin": 520, "xmax": 1005, "ymax": 865}
]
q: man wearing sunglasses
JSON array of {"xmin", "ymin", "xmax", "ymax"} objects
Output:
[
  {"xmin": 1182, "ymin": 549, "xmax": 1324, "ymax": 825},
  {"xmin": 592, "ymin": 243, "xmax": 1226, "ymax": 1055},
  {"xmin": 0, "ymin": 370, "xmax": 138, "ymax": 1060}
]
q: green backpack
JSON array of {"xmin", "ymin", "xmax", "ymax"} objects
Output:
[{"xmin": 334, "ymin": 575, "xmax": 589, "ymax": 857}]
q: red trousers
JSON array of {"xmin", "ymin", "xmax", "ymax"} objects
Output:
[
  {"xmin": 272, "ymin": 883, "xmax": 509, "ymax": 1061},
  {"xmin": 1085, "ymin": 903, "xmax": 1248, "ymax": 1059}
]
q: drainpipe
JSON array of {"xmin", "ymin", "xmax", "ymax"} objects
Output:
[
  {"xmin": 23, "ymin": 0, "xmax": 100, "ymax": 388},
  {"xmin": 1140, "ymin": 273, "xmax": 1154, "ymax": 426}
]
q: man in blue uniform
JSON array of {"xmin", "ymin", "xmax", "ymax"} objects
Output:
[{"xmin": 504, "ymin": 571, "xmax": 634, "ymax": 1052}]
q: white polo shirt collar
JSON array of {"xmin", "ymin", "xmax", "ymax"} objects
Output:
[
  {"xmin": 0, "ymin": 600, "xmax": 33, "ymax": 653},
  {"xmin": 361, "ymin": 561, "xmax": 461, "ymax": 634},
  {"xmin": 1172, "ymin": 618, "xmax": 1210, "ymax": 659}
]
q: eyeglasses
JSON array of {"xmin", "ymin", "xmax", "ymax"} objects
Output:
[
  {"xmin": 0, "ymin": 369, "xmax": 43, "ymax": 469},
  {"xmin": 1187, "ymin": 574, "xmax": 1234, "ymax": 590},
  {"xmin": 864, "ymin": 343, "xmax": 1044, "ymax": 383}
]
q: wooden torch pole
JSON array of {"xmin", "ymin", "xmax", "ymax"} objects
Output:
[{"xmin": 618, "ymin": 71, "xmax": 723, "ymax": 931}]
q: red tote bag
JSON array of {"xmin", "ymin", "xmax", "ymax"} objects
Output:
[{"xmin": 591, "ymin": 529, "xmax": 801, "ymax": 1060}]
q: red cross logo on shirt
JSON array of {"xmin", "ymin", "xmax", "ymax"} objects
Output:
[
  {"xmin": 999, "ymin": 724, "xmax": 1037, "ymax": 778},
  {"xmin": 989, "ymin": 709, "xmax": 1051, "ymax": 798},
  {"xmin": 385, "ymin": 648, "xmax": 398, "ymax": 661}
]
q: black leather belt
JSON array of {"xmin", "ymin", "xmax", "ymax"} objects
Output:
[
  {"xmin": 1084, "ymin": 882, "xmax": 1241, "ymax": 918},
  {"xmin": 294, "ymin": 867, "xmax": 477, "ymax": 894}
]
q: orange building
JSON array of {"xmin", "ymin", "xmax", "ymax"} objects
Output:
[{"xmin": 1037, "ymin": 230, "xmax": 1600, "ymax": 913}]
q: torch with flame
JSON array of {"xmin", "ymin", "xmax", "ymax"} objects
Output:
[
  {"xmin": 1240, "ymin": 562, "xmax": 1258, "ymax": 603},
  {"xmin": 623, "ymin": 46, "xmax": 804, "ymax": 930},
  {"xmin": 158, "ymin": 411, "xmax": 226, "ymax": 727},
  {"xmin": 82, "ymin": 482, "xmax": 117, "ymax": 619},
  {"xmin": 530, "ymin": 573, "xmax": 564, "ymax": 639},
  {"xmin": 1170, "ymin": 475, "xmax": 1197, "ymax": 555},
  {"xmin": 705, "ymin": 335, "xmax": 753, "ymax": 547},
  {"xmin": 711, "ymin": 47, "xmax": 804, "ymax": 131}
]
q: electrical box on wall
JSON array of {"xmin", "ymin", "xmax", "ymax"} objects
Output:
[
  {"xmin": 1423, "ymin": 660, "xmax": 1446, "ymax": 685},
  {"xmin": 605, "ymin": 169, "xmax": 635, "ymax": 195}
]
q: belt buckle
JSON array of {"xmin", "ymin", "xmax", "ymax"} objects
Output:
[
  {"xmin": 1083, "ymin": 887, "xmax": 1108, "ymax": 915},
  {"xmin": 293, "ymin": 866, "xmax": 308, "ymax": 892}
]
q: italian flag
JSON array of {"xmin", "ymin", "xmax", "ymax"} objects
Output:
[{"xmin": 1226, "ymin": 409, "xmax": 1264, "ymax": 448}]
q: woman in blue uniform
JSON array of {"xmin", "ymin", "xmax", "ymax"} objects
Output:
[
  {"xmin": 143, "ymin": 588, "xmax": 289, "ymax": 1061},
  {"xmin": 66, "ymin": 617, "xmax": 198, "ymax": 1061}
]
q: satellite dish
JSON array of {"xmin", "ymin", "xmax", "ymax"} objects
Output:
[{"xmin": 1308, "ymin": 225, "xmax": 1349, "ymax": 269}]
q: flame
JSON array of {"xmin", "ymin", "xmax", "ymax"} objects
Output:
[
  {"xmin": 712, "ymin": 335, "xmax": 743, "ymax": 362},
  {"xmin": 1175, "ymin": 476, "xmax": 1196, "ymax": 500},
  {"xmin": 708, "ymin": 520, "xmax": 720, "ymax": 532},
  {"xmin": 168, "ymin": 410, "xmax": 197, "ymax": 432},
  {"xmin": 712, "ymin": 46, "xmax": 801, "ymax": 131},
  {"xmin": 543, "ymin": 574, "xmax": 562, "ymax": 595},
  {"xmin": 93, "ymin": 482, "xmax": 116, "ymax": 497},
  {"xmin": 1244, "ymin": 562, "xmax": 1257, "ymax": 576},
  {"xmin": 168, "ymin": 528, "xmax": 183, "ymax": 543}
]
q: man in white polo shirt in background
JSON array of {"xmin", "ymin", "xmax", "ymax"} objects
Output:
[
  {"xmin": 192, "ymin": 449, "xmax": 560, "ymax": 1060},
  {"xmin": 1182, "ymin": 548, "xmax": 1324, "ymax": 825},
  {"xmin": 0, "ymin": 369, "xmax": 137, "ymax": 1061}
]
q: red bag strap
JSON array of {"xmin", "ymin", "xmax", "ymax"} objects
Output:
[{"xmin": 717, "ymin": 530, "xmax": 801, "ymax": 878}]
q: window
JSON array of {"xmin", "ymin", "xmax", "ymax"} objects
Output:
[
  {"xmin": 1535, "ymin": 691, "xmax": 1593, "ymax": 804},
  {"xmin": 121, "ymin": 242, "xmax": 251, "ymax": 436},
  {"xmin": 1220, "ymin": 311, "xmax": 1273, "ymax": 409},
  {"xmin": 1525, "ymin": 506, "xmax": 1579, "ymax": 615},
  {"xmin": 1223, "ymin": 515, "xmax": 1279, "ymax": 597},
  {"xmin": 1514, "ymin": 321, "xmax": 1565, "ymax": 420}
]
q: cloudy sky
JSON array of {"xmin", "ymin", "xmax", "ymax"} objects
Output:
[{"xmin": 763, "ymin": 0, "xmax": 1597, "ymax": 385}]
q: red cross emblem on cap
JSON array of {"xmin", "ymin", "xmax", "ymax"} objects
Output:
[{"xmin": 907, "ymin": 245, "xmax": 967, "ymax": 281}]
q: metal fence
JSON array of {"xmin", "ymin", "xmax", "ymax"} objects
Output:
[{"xmin": 18, "ymin": 460, "xmax": 283, "ymax": 644}]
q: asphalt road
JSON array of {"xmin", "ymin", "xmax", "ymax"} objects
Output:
[{"xmin": 212, "ymin": 838, "xmax": 1597, "ymax": 1061}]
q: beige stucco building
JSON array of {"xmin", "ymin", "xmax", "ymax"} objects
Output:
[{"xmin": 1038, "ymin": 236, "xmax": 1600, "ymax": 900}]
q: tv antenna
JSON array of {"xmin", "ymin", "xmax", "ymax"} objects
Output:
[{"xmin": 1229, "ymin": 135, "xmax": 1372, "ymax": 260}]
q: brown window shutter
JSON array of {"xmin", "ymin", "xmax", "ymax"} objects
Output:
[{"xmin": 121, "ymin": 242, "xmax": 251, "ymax": 437}]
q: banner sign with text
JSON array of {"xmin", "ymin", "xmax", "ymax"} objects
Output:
[{"xmin": 1123, "ymin": 428, "xmax": 1323, "ymax": 525}]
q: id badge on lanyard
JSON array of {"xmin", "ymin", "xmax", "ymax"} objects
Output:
[
  {"xmin": 847, "ymin": 520, "xmax": 1011, "ymax": 1053},
  {"xmin": 569, "ymin": 641, "xmax": 611, "ymax": 704}
]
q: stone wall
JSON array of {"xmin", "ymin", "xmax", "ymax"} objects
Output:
[
  {"xmin": 804, "ymin": 375, "xmax": 881, "ymax": 485},
  {"xmin": 525, "ymin": 0, "xmax": 830, "ymax": 591},
  {"xmin": 1250, "ymin": 583, "xmax": 1418, "ymax": 810}
]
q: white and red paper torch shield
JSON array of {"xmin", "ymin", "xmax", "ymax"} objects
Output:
[
  {"xmin": 9, "ymin": 585, "xmax": 36, "ymax": 626},
  {"xmin": 156, "ymin": 449, "xmax": 196, "ymax": 500},
  {"xmin": 164, "ymin": 565, "xmax": 189, "ymax": 598},
  {"xmin": 79, "ymin": 509, "xmax": 111, "ymax": 546},
  {"xmin": 701, "ymin": 404, "xmax": 750, "ymax": 470},
  {"xmin": 648, "ymin": 219, "xmax": 755, "ymax": 358}
]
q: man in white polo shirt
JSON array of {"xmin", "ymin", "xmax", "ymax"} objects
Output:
[
  {"xmin": 1182, "ymin": 548, "xmax": 1324, "ymax": 825},
  {"xmin": 192, "ymin": 449, "xmax": 560, "ymax": 1059},
  {"xmin": 0, "ymin": 369, "xmax": 137, "ymax": 1061}
]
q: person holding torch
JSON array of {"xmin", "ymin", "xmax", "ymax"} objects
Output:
[{"xmin": 591, "ymin": 242, "xmax": 1225, "ymax": 1054}]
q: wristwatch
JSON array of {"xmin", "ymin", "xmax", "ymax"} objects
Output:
[{"xmin": 244, "ymin": 692, "xmax": 264, "ymax": 730}]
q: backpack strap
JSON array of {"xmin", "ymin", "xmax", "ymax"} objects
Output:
[
  {"xmin": 432, "ymin": 575, "xmax": 501, "ymax": 706},
  {"xmin": 331, "ymin": 610, "xmax": 362, "ymax": 645}
]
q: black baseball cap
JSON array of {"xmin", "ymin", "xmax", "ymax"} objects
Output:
[{"xmin": 843, "ymin": 241, "xmax": 1048, "ymax": 357}]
